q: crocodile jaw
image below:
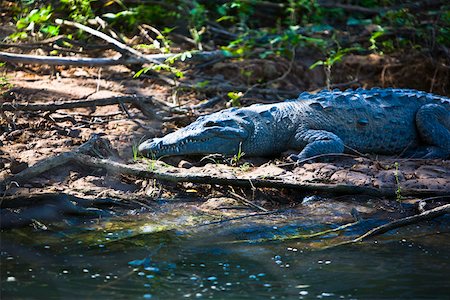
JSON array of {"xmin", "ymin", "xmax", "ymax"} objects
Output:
[{"xmin": 138, "ymin": 126, "xmax": 249, "ymax": 158}]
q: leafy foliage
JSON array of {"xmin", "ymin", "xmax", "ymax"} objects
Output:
[
  {"xmin": 11, "ymin": 5, "xmax": 57, "ymax": 40},
  {"xmin": 3, "ymin": 0, "xmax": 449, "ymax": 84}
]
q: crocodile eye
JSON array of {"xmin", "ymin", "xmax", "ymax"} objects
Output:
[{"xmin": 204, "ymin": 121, "xmax": 218, "ymax": 127}]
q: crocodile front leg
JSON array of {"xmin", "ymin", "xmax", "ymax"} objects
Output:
[
  {"xmin": 288, "ymin": 129, "xmax": 345, "ymax": 161},
  {"xmin": 416, "ymin": 103, "xmax": 450, "ymax": 158}
]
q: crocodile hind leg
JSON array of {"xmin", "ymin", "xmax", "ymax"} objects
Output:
[
  {"xmin": 288, "ymin": 129, "xmax": 345, "ymax": 161},
  {"xmin": 416, "ymin": 103, "xmax": 450, "ymax": 158}
]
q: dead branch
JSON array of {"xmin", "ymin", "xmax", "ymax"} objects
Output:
[
  {"xmin": 55, "ymin": 19, "xmax": 159, "ymax": 64},
  {"xmin": 321, "ymin": 203, "xmax": 450, "ymax": 249},
  {"xmin": 0, "ymin": 135, "xmax": 107, "ymax": 187},
  {"xmin": 229, "ymin": 191, "xmax": 268, "ymax": 212},
  {"xmin": 1, "ymin": 95, "xmax": 163, "ymax": 120},
  {"xmin": 2, "ymin": 136, "xmax": 448, "ymax": 198},
  {"xmin": 0, "ymin": 50, "xmax": 229, "ymax": 67},
  {"xmin": 73, "ymin": 156, "xmax": 449, "ymax": 197},
  {"xmin": 0, "ymin": 51, "xmax": 136, "ymax": 66},
  {"xmin": 0, "ymin": 37, "xmax": 111, "ymax": 51},
  {"xmin": 352, "ymin": 203, "xmax": 450, "ymax": 242},
  {"xmin": 0, "ymin": 18, "xmax": 229, "ymax": 67},
  {"xmin": 319, "ymin": 0, "xmax": 445, "ymax": 15}
]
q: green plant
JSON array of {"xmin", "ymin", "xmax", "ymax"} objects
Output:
[
  {"xmin": 286, "ymin": 0, "xmax": 321, "ymax": 25},
  {"xmin": 0, "ymin": 62, "xmax": 12, "ymax": 93},
  {"xmin": 310, "ymin": 46, "xmax": 361, "ymax": 89},
  {"xmin": 165, "ymin": 50, "xmax": 195, "ymax": 64},
  {"xmin": 187, "ymin": 1, "xmax": 207, "ymax": 50},
  {"xmin": 147, "ymin": 158, "xmax": 157, "ymax": 172},
  {"xmin": 369, "ymin": 27, "xmax": 385, "ymax": 53},
  {"xmin": 133, "ymin": 27, "xmax": 175, "ymax": 54},
  {"xmin": 134, "ymin": 43, "xmax": 191, "ymax": 78},
  {"xmin": 230, "ymin": 142, "xmax": 245, "ymax": 166},
  {"xmin": 11, "ymin": 5, "xmax": 57, "ymax": 40},
  {"xmin": 227, "ymin": 91, "xmax": 243, "ymax": 107},
  {"xmin": 60, "ymin": 0, "xmax": 95, "ymax": 23},
  {"xmin": 132, "ymin": 143, "xmax": 140, "ymax": 162},
  {"xmin": 134, "ymin": 64, "xmax": 184, "ymax": 79},
  {"xmin": 217, "ymin": 0, "xmax": 254, "ymax": 27},
  {"xmin": 239, "ymin": 162, "xmax": 251, "ymax": 172},
  {"xmin": 394, "ymin": 162, "xmax": 402, "ymax": 203},
  {"xmin": 195, "ymin": 80, "xmax": 210, "ymax": 88}
]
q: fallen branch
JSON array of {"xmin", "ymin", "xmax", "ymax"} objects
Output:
[
  {"xmin": 0, "ymin": 50, "xmax": 228, "ymax": 67},
  {"xmin": 2, "ymin": 19, "xmax": 226, "ymax": 67},
  {"xmin": 322, "ymin": 203, "xmax": 450, "ymax": 249},
  {"xmin": 74, "ymin": 156, "xmax": 448, "ymax": 197},
  {"xmin": 0, "ymin": 135, "xmax": 108, "ymax": 187},
  {"xmin": 55, "ymin": 19, "xmax": 159, "ymax": 64},
  {"xmin": 189, "ymin": 96, "xmax": 223, "ymax": 110},
  {"xmin": 2, "ymin": 137, "xmax": 448, "ymax": 198},
  {"xmin": 229, "ymin": 191, "xmax": 268, "ymax": 212},
  {"xmin": 0, "ymin": 52, "xmax": 137, "ymax": 66},
  {"xmin": 352, "ymin": 203, "xmax": 450, "ymax": 242},
  {"xmin": 0, "ymin": 36, "xmax": 111, "ymax": 51},
  {"xmin": 1, "ymin": 95, "xmax": 163, "ymax": 120}
]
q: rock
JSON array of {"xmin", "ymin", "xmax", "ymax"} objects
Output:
[
  {"xmin": 373, "ymin": 170, "xmax": 405, "ymax": 188},
  {"xmin": 67, "ymin": 129, "xmax": 81, "ymax": 138},
  {"xmin": 330, "ymin": 170, "xmax": 371, "ymax": 186},
  {"xmin": 178, "ymin": 160, "xmax": 193, "ymax": 169},
  {"xmin": 200, "ymin": 197, "xmax": 240, "ymax": 210}
]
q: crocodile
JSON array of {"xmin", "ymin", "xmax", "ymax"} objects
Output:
[{"xmin": 138, "ymin": 88, "xmax": 450, "ymax": 161}]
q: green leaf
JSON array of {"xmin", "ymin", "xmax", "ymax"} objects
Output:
[
  {"xmin": 309, "ymin": 60, "xmax": 324, "ymax": 69},
  {"xmin": 41, "ymin": 25, "xmax": 59, "ymax": 36},
  {"xmin": 196, "ymin": 80, "xmax": 210, "ymax": 88}
]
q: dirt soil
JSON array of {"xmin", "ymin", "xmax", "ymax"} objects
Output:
[{"xmin": 1, "ymin": 56, "xmax": 449, "ymax": 230}]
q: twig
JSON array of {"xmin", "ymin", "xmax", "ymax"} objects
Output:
[
  {"xmin": 189, "ymin": 96, "xmax": 223, "ymax": 110},
  {"xmin": 276, "ymin": 153, "xmax": 365, "ymax": 167},
  {"xmin": 313, "ymin": 79, "xmax": 361, "ymax": 92},
  {"xmin": 319, "ymin": 0, "xmax": 445, "ymax": 15},
  {"xmin": 242, "ymin": 49, "xmax": 297, "ymax": 98},
  {"xmin": 229, "ymin": 191, "xmax": 268, "ymax": 212},
  {"xmin": 117, "ymin": 101, "xmax": 153, "ymax": 130}
]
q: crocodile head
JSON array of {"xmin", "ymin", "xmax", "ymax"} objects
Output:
[{"xmin": 138, "ymin": 108, "xmax": 253, "ymax": 158}]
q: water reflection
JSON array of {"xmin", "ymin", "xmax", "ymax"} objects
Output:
[{"xmin": 1, "ymin": 207, "xmax": 449, "ymax": 299}]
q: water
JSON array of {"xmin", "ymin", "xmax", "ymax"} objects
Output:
[{"xmin": 1, "ymin": 201, "xmax": 450, "ymax": 299}]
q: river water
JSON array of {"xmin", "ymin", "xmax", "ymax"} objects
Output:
[{"xmin": 1, "ymin": 199, "xmax": 449, "ymax": 299}]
